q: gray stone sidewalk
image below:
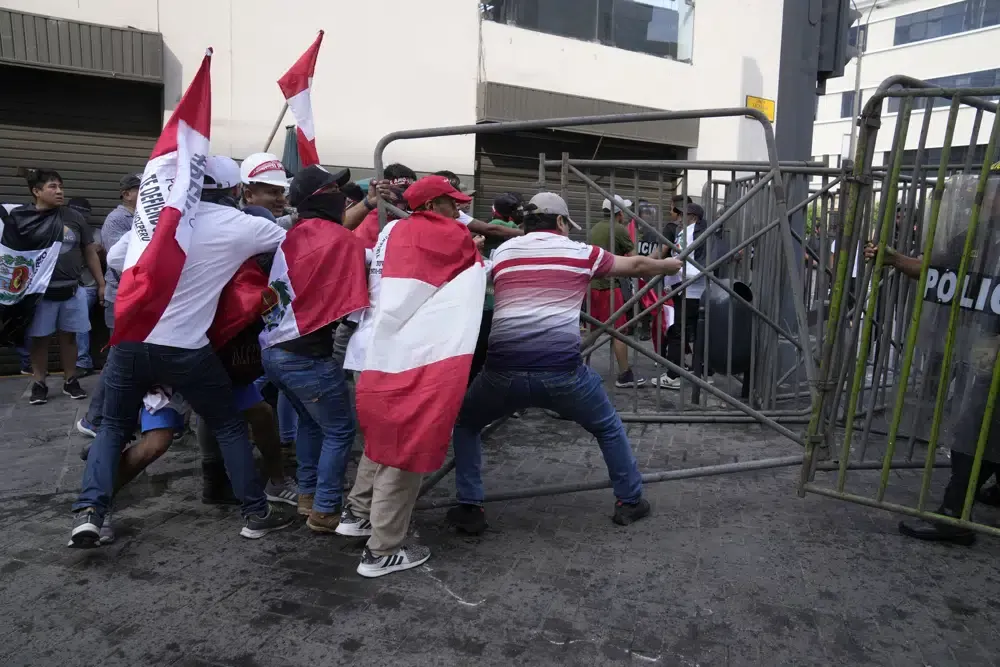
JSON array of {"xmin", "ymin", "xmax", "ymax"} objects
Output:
[{"xmin": 1, "ymin": 373, "xmax": 999, "ymax": 667}]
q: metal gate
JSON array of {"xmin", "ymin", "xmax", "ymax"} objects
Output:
[{"xmin": 800, "ymin": 75, "xmax": 1000, "ymax": 539}]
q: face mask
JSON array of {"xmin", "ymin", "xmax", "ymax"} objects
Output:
[{"xmin": 297, "ymin": 191, "xmax": 347, "ymax": 224}]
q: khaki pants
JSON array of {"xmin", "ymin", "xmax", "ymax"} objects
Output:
[{"xmin": 347, "ymin": 453, "xmax": 422, "ymax": 556}]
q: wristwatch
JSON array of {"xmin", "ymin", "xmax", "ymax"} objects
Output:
[{"xmin": 364, "ymin": 198, "xmax": 376, "ymax": 211}]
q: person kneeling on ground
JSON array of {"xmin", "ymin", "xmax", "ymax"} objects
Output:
[{"xmin": 448, "ymin": 192, "xmax": 683, "ymax": 534}]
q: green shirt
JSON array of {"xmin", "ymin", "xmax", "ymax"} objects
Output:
[
  {"xmin": 484, "ymin": 218, "xmax": 520, "ymax": 310},
  {"xmin": 588, "ymin": 221, "xmax": 633, "ymax": 290}
]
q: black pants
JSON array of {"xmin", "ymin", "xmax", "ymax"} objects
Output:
[
  {"xmin": 942, "ymin": 450, "xmax": 1000, "ymax": 513},
  {"xmin": 665, "ymin": 298, "xmax": 701, "ymax": 379},
  {"xmin": 469, "ymin": 309, "xmax": 493, "ymax": 387}
]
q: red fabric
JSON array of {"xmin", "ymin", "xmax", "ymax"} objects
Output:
[
  {"xmin": 207, "ymin": 260, "xmax": 270, "ymax": 349},
  {"xmin": 588, "ymin": 287, "xmax": 629, "ymax": 330},
  {"xmin": 357, "ymin": 355, "xmax": 473, "ymax": 473},
  {"xmin": 282, "ymin": 217, "xmax": 369, "ymax": 334},
  {"xmin": 111, "ymin": 51, "xmax": 212, "ymax": 346},
  {"xmin": 353, "ymin": 209, "xmax": 380, "ymax": 250},
  {"xmin": 277, "ymin": 31, "xmax": 323, "ymax": 168},
  {"xmin": 356, "ymin": 209, "xmax": 483, "ymax": 474},
  {"xmin": 294, "ymin": 126, "xmax": 319, "ymax": 167}
]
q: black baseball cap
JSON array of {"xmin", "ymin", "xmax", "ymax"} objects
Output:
[
  {"xmin": 287, "ymin": 165, "xmax": 351, "ymax": 208},
  {"xmin": 492, "ymin": 192, "xmax": 524, "ymax": 220},
  {"xmin": 119, "ymin": 173, "xmax": 141, "ymax": 191},
  {"xmin": 68, "ymin": 197, "xmax": 92, "ymax": 214}
]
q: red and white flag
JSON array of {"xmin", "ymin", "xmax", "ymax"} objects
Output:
[
  {"xmin": 207, "ymin": 259, "xmax": 271, "ymax": 349},
  {"xmin": 112, "ymin": 48, "xmax": 213, "ymax": 345},
  {"xmin": 355, "ymin": 212, "xmax": 487, "ymax": 474},
  {"xmin": 259, "ymin": 218, "xmax": 369, "ymax": 348},
  {"xmin": 278, "ymin": 31, "xmax": 323, "ymax": 168}
]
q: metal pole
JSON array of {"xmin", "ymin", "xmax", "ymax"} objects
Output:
[{"xmin": 847, "ymin": 0, "xmax": 879, "ymax": 159}]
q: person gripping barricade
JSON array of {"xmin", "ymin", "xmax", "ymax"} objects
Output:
[
  {"xmin": 864, "ymin": 162, "xmax": 1000, "ymax": 545},
  {"xmin": 344, "ymin": 163, "xmax": 417, "ymax": 248}
]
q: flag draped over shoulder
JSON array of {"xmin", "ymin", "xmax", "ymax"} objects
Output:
[
  {"xmin": 0, "ymin": 206, "xmax": 62, "ymax": 345},
  {"xmin": 207, "ymin": 258, "xmax": 271, "ymax": 349},
  {"xmin": 260, "ymin": 218, "xmax": 369, "ymax": 348},
  {"xmin": 278, "ymin": 32, "xmax": 323, "ymax": 168},
  {"xmin": 111, "ymin": 48, "xmax": 213, "ymax": 345},
  {"xmin": 355, "ymin": 211, "xmax": 486, "ymax": 474}
]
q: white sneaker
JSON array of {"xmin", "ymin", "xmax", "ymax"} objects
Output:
[
  {"xmin": 99, "ymin": 507, "xmax": 115, "ymax": 544},
  {"xmin": 335, "ymin": 507, "xmax": 373, "ymax": 537},
  {"xmin": 76, "ymin": 419, "xmax": 97, "ymax": 438},
  {"xmin": 651, "ymin": 373, "xmax": 681, "ymax": 390},
  {"xmin": 357, "ymin": 544, "xmax": 430, "ymax": 578}
]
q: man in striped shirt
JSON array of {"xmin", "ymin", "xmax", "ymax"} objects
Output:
[{"xmin": 448, "ymin": 193, "xmax": 683, "ymax": 534}]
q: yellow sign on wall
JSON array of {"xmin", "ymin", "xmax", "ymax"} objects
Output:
[{"xmin": 745, "ymin": 95, "xmax": 776, "ymax": 122}]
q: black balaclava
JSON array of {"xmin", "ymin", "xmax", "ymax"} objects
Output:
[{"xmin": 297, "ymin": 190, "xmax": 347, "ymax": 224}]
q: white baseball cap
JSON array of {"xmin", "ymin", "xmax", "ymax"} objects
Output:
[
  {"xmin": 240, "ymin": 152, "xmax": 289, "ymax": 187},
  {"xmin": 527, "ymin": 192, "xmax": 581, "ymax": 230},
  {"xmin": 602, "ymin": 195, "xmax": 633, "ymax": 213},
  {"xmin": 203, "ymin": 155, "xmax": 241, "ymax": 190}
]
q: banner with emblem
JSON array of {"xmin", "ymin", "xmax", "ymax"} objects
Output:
[{"xmin": 0, "ymin": 205, "xmax": 62, "ymax": 346}]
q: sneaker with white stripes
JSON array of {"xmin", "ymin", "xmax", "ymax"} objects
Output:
[
  {"xmin": 334, "ymin": 506, "xmax": 373, "ymax": 537},
  {"xmin": 356, "ymin": 544, "xmax": 430, "ymax": 578},
  {"xmin": 99, "ymin": 506, "xmax": 115, "ymax": 545},
  {"xmin": 265, "ymin": 480, "xmax": 298, "ymax": 507}
]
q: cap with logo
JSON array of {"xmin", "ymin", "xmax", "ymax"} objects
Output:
[
  {"xmin": 404, "ymin": 175, "xmax": 472, "ymax": 210},
  {"xmin": 527, "ymin": 192, "xmax": 581, "ymax": 230},
  {"xmin": 203, "ymin": 155, "xmax": 242, "ymax": 190},
  {"xmin": 240, "ymin": 152, "xmax": 289, "ymax": 187},
  {"xmin": 119, "ymin": 173, "xmax": 141, "ymax": 191},
  {"xmin": 602, "ymin": 195, "xmax": 633, "ymax": 213},
  {"xmin": 287, "ymin": 164, "xmax": 351, "ymax": 208}
]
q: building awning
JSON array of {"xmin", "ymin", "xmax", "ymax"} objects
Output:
[
  {"xmin": 0, "ymin": 8, "xmax": 163, "ymax": 83},
  {"xmin": 477, "ymin": 82, "xmax": 699, "ymax": 149}
]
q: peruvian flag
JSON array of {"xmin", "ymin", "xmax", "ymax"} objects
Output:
[
  {"xmin": 112, "ymin": 49, "xmax": 213, "ymax": 345},
  {"xmin": 207, "ymin": 259, "xmax": 271, "ymax": 348},
  {"xmin": 259, "ymin": 218, "xmax": 369, "ymax": 348},
  {"xmin": 355, "ymin": 212, "xmax": 487, "ymax": 474},
  {"xmin": 627, "ymin": 218, "xmax": 674, "ymax": 337},
  {"xmin": 278, "ymin": 31, "xmax": 323, "ymax": 168}
]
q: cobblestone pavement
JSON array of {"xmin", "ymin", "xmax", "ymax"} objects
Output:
[{"xmin": 1, "ymin": 371, "xmax": 999, "ymax": 667}]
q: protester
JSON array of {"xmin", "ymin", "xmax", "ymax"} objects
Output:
[
  {"xmin": 346, "ymin": 163, "xmax": 417, "ymax": 248},
  {"xmin": 77, "ymin": 174, "xmax": 140, "ymax": 439},
  {"xmin": 342, "ymin": 175, "xmax": 485, "ymax": 577},
  {"xmin": 434, "ymin": 170, "xmax": 525, "ymax": 246},
  {"xmin": 67, "ymin": 198, "xmax": 98, "ymax": 378},
  {"xmin": 469, "ymin": 192, "xmax": 524, "ymax": 385},
  {"xmin": 627, "ymin": 199, "xmax": 669, "ymax": 346},
  {"xmin": 69, "ymin": 155, "xmax": 294, "ymax": 547},
  {"xmin": 260, "ymin": 165, "xmax": 369, "ymax": 532},
  {"xmin": 240, "ymin": 152, "xmax": 295, "ymax": 229},
  {"xmin": 447, "ymin": 193, "xmax": 681, "ymax": 534},
  {"xmin": 17, "ymin": 169, "xmax": 105, "ymax": 405},
  {"xmin": 589, "ymin": 195, "xmax": 644, "ymax": 388}
]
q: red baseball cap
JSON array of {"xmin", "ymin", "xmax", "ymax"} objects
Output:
[{"xmin": 403, "ymin": 175, "xmax": 472, "ymax": 210}]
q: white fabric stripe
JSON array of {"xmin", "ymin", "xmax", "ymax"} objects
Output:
[
  {"xmin": 286, "ymin": 85, "xmax": 315, "ymax": 141},
  {"xmin": 493, "ymin": 263, "xmax": 591, "ymax": 278},
  {"xmin": 0, "ymin": 239, "xmax": 60, "ymax": 302},
  {"xmin": 494, "ymin": 244, "xmax": 594, "ymax": 263},
  {"xmin": 259, "ymin": 245, "xmax": 302, "ymax": 348},
  {"xmin": 362, "ymin": 265, "xmax": 486, "ymax": 374}
]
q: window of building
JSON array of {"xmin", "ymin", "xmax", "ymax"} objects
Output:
[
  {"xmin": 885, "ymin": 68, "xmax": 1000, "ymax": 113},
  {"xmin": 841, "ymin": 91, "xmax": 857, "ymax": 118},
  {"xmin": 895, "ymin": 144, "xmax": 991, "ymax": 169},
  {"xmin": 893, "ymin": 0, "xmax": 1000, "ymax": 46},
  {"xmin": 481, "ymin": 0, "xmax": 695, "ymax": 62}
]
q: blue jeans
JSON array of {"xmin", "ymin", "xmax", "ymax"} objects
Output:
[
  {"xmin": 74, "ymin": 342, "xmax": 268, "ymax": 519},
  {"xmin": 453, "ymin": 365, "xmax": 643, "ymax": 505},
  {"xmin": 262, "ymin": 347, "xmax": 355, "ymax": 513},
  {"xmin": 75, "ymin": 285, "xmax": 98, "ymax": 369},
  {"xmin": 83, "ymin": 303, "xmax": 116, "ymax": 428},
  {"xmin": 253, "ymin": 376, "xmax": 298, "ymax": 443}
]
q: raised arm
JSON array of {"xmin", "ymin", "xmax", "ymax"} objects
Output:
[{"xmin": 608, "ymin": 255, "xmax": 683, "ymax": 278}]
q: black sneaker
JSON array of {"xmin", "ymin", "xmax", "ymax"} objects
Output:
[
  {"xmin": 79, "ymin": 442, "xmax": 92, "ymax": 461},
  {"xmin": 978, "ymin": 484, "xmax": 1000, "ymax": 508},
  {"xmin": 614, "ymin": 370, "xmax": 646, "ymax": 388},
  {"xmin": 29, "ymin": 382, "xmax": 48, "ymax": 405},
  {"xmin": 446, "ymin": 504, "xmax": 488, "ymax": 535},
  {"xmin": 62, "ymin": 377, "xmax": 87, "ymax": 400},
  {"xmin": 75, "ymin": 366, "xmax": 95, "ymax": 378},
  {"xmin": 68, "ymin": 508, "xmax": 101, "ymax": 548},
  {"xmin": 356, "ymin": 544, "xmax": 430, "ymax": 578},
  {"xmin": 612, "ymin": 497, "xmax": 651, "ymax": 526},
  {"xmin": 201, "ymin": 461, "xmax": 240, "ymax": 506},
  {"xmin": 239, "ymin": 502, "xmax": 295, "ymax": 539}
]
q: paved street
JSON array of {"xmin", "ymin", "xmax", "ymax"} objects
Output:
[{"xmin": 1, "ymin": 372, "xmax": 999, "ymax": 667}]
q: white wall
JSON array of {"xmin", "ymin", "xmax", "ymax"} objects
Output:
[
  {"xmin": 814, "ymin": 0, "xmax": 1000, "ymax": 161},
  {"xmin": 479, "ymin": 0, "xmax": 785, "ymax": 180},
  {"xmin": 2, "ymin": 0, "xmax": 481, "ymax": 175}
]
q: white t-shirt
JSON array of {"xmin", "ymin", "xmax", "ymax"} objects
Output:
[
  {"xmin": 675, "ymin": 223, "xmax": 705, "ymax": 300},
  {"xmin": 457, "ymin": 210, "xmax": 473, "ymax": 226},
  {"xmin": 830, "ymin": 240, "xmax": 860, "ymax": 278},
  {"xmin": 344, "ymin": 219, "xmax": 399, "ymax": 371},
  {"xmin": 127, "ymin": 202, "xmax": 285, "ymax": 349}
]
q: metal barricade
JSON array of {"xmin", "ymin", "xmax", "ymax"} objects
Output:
[
  {"xmin": 800, "ymin": 75, "xmax": 1000, "ymax": 539},
  {"xmin": 367, "ymin": 108, "xmax": 862, "ymax": 509}
]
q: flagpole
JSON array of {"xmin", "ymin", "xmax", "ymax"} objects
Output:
[{"xmin": 262, "ymin": 101, "xmax": 289, "ymax": 153}]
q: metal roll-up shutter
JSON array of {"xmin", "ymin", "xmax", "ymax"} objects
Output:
[
  {"xmin": 0, "ymin": 63, "xmax": 161, "ymax": 376},
  {"xmin": 475, "ymin": 131, "xmax": 681, "ymax": 242}
]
